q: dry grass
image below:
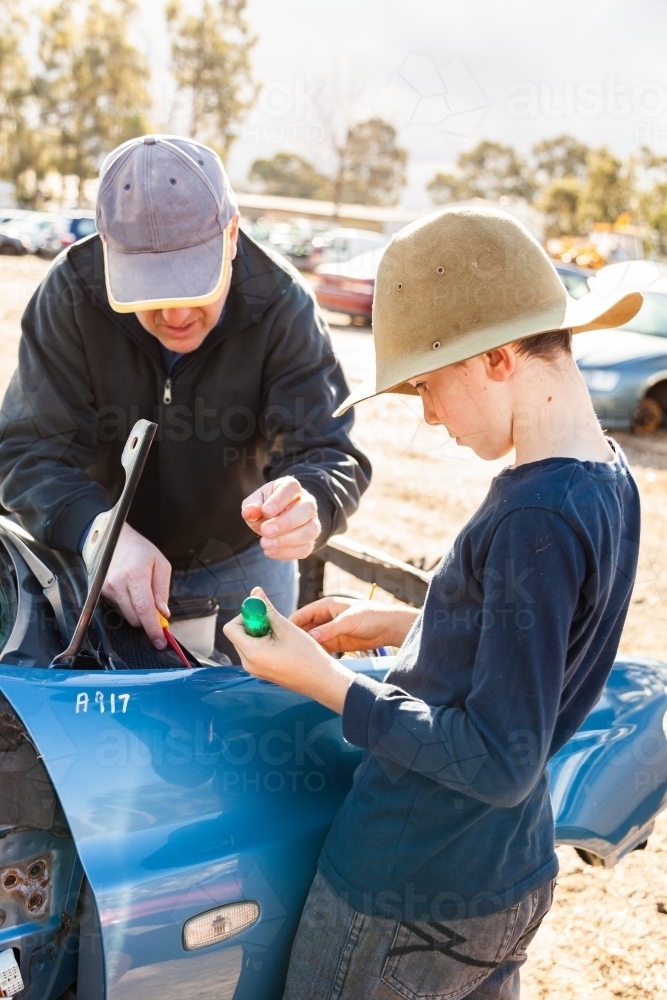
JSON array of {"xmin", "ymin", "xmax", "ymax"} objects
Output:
[
  {"xmin": 0, "ymin": 254, "xmax": 50, "ymax": 398},
  {"xmin": 521, "ymin": 813, "xmax": 667, "ymax": 999}
]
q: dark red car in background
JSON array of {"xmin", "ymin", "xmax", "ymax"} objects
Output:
[{"xmin": 312, "ymin": 245, "xmax": 386, "ymax": 325}]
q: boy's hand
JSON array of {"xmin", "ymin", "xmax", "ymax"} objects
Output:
[
  {"xmin": 223, "ymin": 589, "xmax": 355, "ymax": 714},
  {"xmin": 241, "ymin": 476, "xmax": 321, "ymax": 560},
  {"xmin": 291, "ymin": 596, "xmax": 419, "ymax": 653}
]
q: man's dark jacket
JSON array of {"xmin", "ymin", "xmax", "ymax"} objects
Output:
[{"xmin": 0, "ymin": 232, "xmax": 371, "ymax": 570}]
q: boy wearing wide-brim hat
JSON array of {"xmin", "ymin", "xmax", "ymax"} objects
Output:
[{"xmin": 225, "ymin": 208, "xmax": 642, "ymax": 999}]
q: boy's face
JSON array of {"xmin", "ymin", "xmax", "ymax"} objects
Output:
[{"xmin": 410, "ymin": 347, "xmax": 516, "ymax": 460}]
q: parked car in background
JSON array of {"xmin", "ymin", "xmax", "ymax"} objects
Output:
[
  {"xmin": 554, "ymin": 263, "xmax": 594, "ymax": 299},
  {"xmin": 241, "ymin": 217, "xmax": 329, "ymax": 270},
  {"xmin": 0, "ymin": 210, "xmax": 32, "ymax": 226},
  {"xmin": 41, "ymin": 212, "xmax": 97, "ymax": 258},
  {"xmin": 312, "ymin": 245, "xmax": 386, "ymax": 324},
  {"xmin": 0, "ymin": 226, "xmax": 27, "ymax": 255},
  {"xmin": 573, "ymin": 260, "xmax": 667, "ymax": 434},
  {"xmin": 310, "ymin": 228, "xmax": 389, "ymax": 270},
  {"xmin": 241, "ymin": 219, "xmax": 391, "ymax": 273},
  {"xmin": 0, "ymin": 211, "xmax": 43, "ymax": 255},
  {"xmin": 9, "ymin": 213, "xmax": 59, "ymax": 256}
]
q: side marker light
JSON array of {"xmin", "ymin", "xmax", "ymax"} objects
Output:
[{"xmin": 183, "ymin": 901, "xmax": 260, "ymax": 950}]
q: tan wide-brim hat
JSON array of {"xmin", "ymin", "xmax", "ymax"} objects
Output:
[{"xmin": 335, "ymin": 207, "xmax": 643, "ymax": 415}]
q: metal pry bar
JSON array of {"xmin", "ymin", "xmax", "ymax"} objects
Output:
[{"xmin": 50, "ymin": 419, "xmax": 157, "ymax": 667}]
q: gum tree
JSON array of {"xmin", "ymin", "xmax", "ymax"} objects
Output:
[
  {"xmin": 249, "ymin": 153, "xmax": 333, "ymax": 200},
  {"xmin": 427, "ymin": 140, "xmax": 535, "ymax": 205},
  {"xmin": 0, "ymin": 1, "xmax": 41, "ymax": 199},
  {"xmin": 166, "ymin": 0, "xmax": 257, "ymax": 157},
  {"xmin": 36, "ymin": 0, "xmax": 152, "ymax": 194}
]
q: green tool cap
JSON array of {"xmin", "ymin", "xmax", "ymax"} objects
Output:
[{"xmin": 240, "ymin": 596, "xmax": 271, "ymax": 637}]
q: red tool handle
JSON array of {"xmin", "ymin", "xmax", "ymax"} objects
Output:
[{"xmin": 162, "ymin": 627, "xmax": 192, "ymax": 668}]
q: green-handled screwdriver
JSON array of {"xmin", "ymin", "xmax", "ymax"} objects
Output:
[{"xmin": 241, "ymin": 596, "xmax": 271, "ymax": 637}]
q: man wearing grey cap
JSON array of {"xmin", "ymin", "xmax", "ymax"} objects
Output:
[{"xmin": 0, "ymin": 135, "xmax": 371, "ymax": 658}]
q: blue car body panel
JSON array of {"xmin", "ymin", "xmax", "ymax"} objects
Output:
[
  {"xmin": 0, "ymin": 665, "xmax": 366, "ymax": 1000},
  {"xmin": 549, "ymin": 657, "xmax": 667, "ymax": 862},
  {"xmin": 0, "ymin": 656, "xmax": 665, "ymax": 998}
]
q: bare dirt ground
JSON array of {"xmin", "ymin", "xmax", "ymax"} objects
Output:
[{"xmin": 3, "ymin": 268, "xmax": 667, "ymax": 997}]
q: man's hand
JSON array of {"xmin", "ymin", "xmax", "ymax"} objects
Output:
[
  {"xmin": 101, "ymin": 522, "xmax": 172, "ymax": 649},
  {"xmin": 241, "ymin": 476, "xmax": 321, "ymax": 560},
  {"xmin": 223, "ymin": 588, "xmax": 355, "ymax": 713},
  {"xmin": 291, "ymin": 596, "xmax": 419, "ymax": 653}
]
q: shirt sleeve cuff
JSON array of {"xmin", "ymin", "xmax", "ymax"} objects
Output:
[
  {"xmin": 49, "ymin": 493, "xmax": 110, "ymax": 552},
  {"xmin": 342, "ymin": 673, "xmax": 384, "ymax": 750},
  {"xmin": 77, "ymin": 518, "xmax": 96, "ymax": 554},
  {"xmin": 289, "ymin": 480, "xmax": 337, "ymax": 549}
]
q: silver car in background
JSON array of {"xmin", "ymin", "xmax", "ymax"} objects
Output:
[{"xmin": 574, "ymin": 260, "xmax": 667, "ymax": 435}]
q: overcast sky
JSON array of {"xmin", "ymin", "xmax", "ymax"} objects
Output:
[{"xmin": 135, "ymin": 0, "xmax": 667, "ymax": 207}]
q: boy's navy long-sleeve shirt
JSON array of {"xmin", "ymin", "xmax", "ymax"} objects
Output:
[{"xmin": 319, "ymin": 445, "xmax": 640, "ymax": 920}]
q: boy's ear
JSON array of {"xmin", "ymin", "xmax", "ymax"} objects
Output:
[{"xmin": 484, "ymin": 346, "xmax": 516, "ymax": 383}]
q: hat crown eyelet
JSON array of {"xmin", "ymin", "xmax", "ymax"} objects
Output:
[
  {"xmin": 437, "ymin": 266, "xmax": 444, "ymax": 274},
  {"xmin": 432, "ymin": 341, "xmax": 441, "ymax": 350},
  {"xmin": 396, "ymin": 282, "xmax": 403, "ymax": 290}
]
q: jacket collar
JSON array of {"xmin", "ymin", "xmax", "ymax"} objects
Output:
[{"xmin": 66, "ymin": 230, "xmax": 293, "ymax": 363}]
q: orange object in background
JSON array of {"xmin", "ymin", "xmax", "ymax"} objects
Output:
[{"xmin": 546, "ymin": 216, "xmax": 646, "ymax": 271}]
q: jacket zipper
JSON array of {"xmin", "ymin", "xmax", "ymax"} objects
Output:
[{"xmin": 163, "ymin": 378, "xmax": 172, "ymax": 405}]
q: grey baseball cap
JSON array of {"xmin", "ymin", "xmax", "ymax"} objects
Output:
[{"xmin": 96, "ymin": 134, "xmax": 239, "ymax": 313}]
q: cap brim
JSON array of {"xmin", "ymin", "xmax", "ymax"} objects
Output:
[
  {"xmin": 333, "ymin": 288, "xmax": 643, "ymax": 417},
  {"xmin": 103, "ymin": 226, "xmax": 231, "ymax": 313}
]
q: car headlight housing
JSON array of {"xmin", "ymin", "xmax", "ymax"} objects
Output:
[{"xmin": 580, "ymin": 369, "xmax": 621, "ymax": 392}]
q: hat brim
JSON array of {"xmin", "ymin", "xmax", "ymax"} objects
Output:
[
  {"xmin": 103, "ymin": 226, "xmax": 232, "ymax": 313},
  {"xmin": 334, "ymin": 288, "xmax": 643, "ymax": 416}
]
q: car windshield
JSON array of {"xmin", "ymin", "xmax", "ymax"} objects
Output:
[
  {"xmin": 75, "ymin": 218, "xmax": 96, "ymax": 238},
  {"xmin": 619, "ymin": 291, "xmax": 667, "ymax": 337},
  {"xmin": 557, "ymin": 269, "xmax": 590, "ymax": 300}
]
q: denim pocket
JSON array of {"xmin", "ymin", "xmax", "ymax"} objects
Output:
[
  {"xmin": 381, "ymin": 906, "xmax": 518, "ymax": 1000},
  {"xmin": 510, "ymin": 879, "xmax": 556, "ymax": 960}
]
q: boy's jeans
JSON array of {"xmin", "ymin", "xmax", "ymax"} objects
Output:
[
  {"xmin": 283, "ymin": 871, "xmax": 555, "ymax": 1000},
  {"xmin": 170, "ymin": 541, "xmax": 298, "ymax": 661}
]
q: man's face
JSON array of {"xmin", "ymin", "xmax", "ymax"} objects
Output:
[{"xmin": 135, "ymin": 214, "xmax": 240, "ymax": 353}]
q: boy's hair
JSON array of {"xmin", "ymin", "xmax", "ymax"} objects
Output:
[
  {"xmin": 456, "ymin": 328, "xmax": 572, "ymax": 370},
  {"xmin": 515, "ymin": 328, "xmax": 572, "ymax": 364}
]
